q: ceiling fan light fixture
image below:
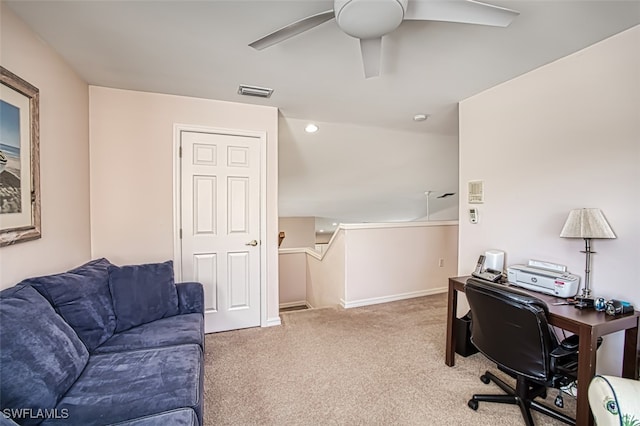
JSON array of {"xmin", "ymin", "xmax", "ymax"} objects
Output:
[
  {"xmin": 249, "ymin": 0, "xmax": 519, "ymax": 80},
  {"xmin": 237, "ymin": 84, "xmax": 273, "ymax": 98},
  {"xmin": 335, "ymin": 0, "xmax": 407, "ymax": 38}
]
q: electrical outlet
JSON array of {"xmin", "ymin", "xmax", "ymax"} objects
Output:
[{"xmin": 439, "ymin": 258, "xmax": 444, "ymax": 267}]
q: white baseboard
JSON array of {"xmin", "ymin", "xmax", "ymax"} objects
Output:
[
  {"xmin": 279, "ymin": 300, "xmax": 308, "ymax": 309},
  {"xmin": 340, "ymin": 287, "xmax": 447, "ymax": 309},
  {"xmin": 264, "ymin": 316, "xmax": 282, "ymax": 327}
]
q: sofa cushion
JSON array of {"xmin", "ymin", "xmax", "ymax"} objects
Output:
[
  {"xmin": 94, "ymin": 313, "xmax": 204, "ymax": 354},
  {"xmin": 107, "ymin": 408, "xmax": 198, "ymax": 426},
  {"xmin": 0, "ymin": 285, "xmax": 89, "ymax": 426},
  {"xmin": 108, "ymin": 261, "xmax": 179, "ymax": 333},
  {"xmin": 43, "ymin": 345, "xmax": 203, "ymax": 426},
  {"xmin": 176, "ymin": 282, "xmax": 204, "ymax": 315},
  {"xmin": 25, "ymin": 258, "xmax": 116, "ymax": 351}
]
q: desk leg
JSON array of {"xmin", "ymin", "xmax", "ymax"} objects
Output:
[
  {"xmin": 445, "ymin": 281, "xmax": 457, "ymax": 366},
  {"xmin": 576, "ymin": 326, "xmax": 598, "ymax": 426},
  {"xmin": 622, "ymin": 319, "xmax": 639, "ymax": 379}
]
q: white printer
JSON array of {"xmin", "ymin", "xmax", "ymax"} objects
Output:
[{"xmin": 507, "ymin": 260, "xmax": 580, "ymax": 298}]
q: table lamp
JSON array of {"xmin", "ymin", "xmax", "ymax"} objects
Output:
[{"xmin": 560, "ymin": 208, "xmax": 616, "ymax": 309}]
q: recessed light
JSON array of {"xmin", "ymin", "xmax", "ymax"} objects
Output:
[
  {"xmin": 319, "ymin": 229, "xmax": 325, "ymax": 233},
  {"xmin": 305, "ymin": 123, "xmax": 319, "ymax": 133},
  {"xmin": 413, "ymin": 114, "xmax": 429, "ymax": 122},
  {"xmin": 332, "ymin": 223, "xmax": 338, "ymax": 226}
]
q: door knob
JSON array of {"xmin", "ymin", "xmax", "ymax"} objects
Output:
[{"xmin": 245, "ymin": 240, "xmax": 258, "ymax": 246}]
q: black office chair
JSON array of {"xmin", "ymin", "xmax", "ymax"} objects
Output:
[{"xmin": 465, "ymin": 278, "xmax": 584, "ymax": 426}]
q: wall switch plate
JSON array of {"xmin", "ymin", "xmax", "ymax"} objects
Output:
[{"xmin": 469, "ymin": 207, "xmax": 478, "ymax": 224}]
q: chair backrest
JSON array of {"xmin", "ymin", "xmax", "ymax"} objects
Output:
[{"xmin": 465, "ymin": 278, "xmax": 555, "ymax": 383}]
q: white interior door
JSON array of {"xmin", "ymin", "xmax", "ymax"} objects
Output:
[{"xmin": 180, "ymin": 130, "xmax": 261, "ymax": 333}]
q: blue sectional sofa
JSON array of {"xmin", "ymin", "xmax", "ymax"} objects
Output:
[{"xmin": 0, "ymin": 259, "xmax": 204, "ymax": 426}]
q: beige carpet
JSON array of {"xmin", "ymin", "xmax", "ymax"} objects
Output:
[{"xmin": 203, "ymin": 293, "xmax": 576, "ymax": 425}]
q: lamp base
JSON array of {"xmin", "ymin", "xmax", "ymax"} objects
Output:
[{"xmin": 574, "ymin": 296, "xmax": 595, "ymax": 310}]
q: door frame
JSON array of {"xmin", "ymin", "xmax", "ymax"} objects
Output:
[{"xmin": 173, "ymin": 123, "xmax": 268, "ymax": 328}]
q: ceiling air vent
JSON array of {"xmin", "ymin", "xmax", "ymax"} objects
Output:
[
  {"xmin": 237, "ymin": 84, "xmax": 273, "ymax": 98},
  {"xmin": 468, "ymin": 181, "xmax": 484, "ymax": 204}
]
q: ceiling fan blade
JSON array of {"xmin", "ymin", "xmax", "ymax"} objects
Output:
[
  {"xmin": 249, "ymin": 10, "xmax": 335, "ymax": 50},
  {"xmin": 404, "ymin": 0, "xmax": 519, "ymax": 27},
  {"xmin": 360, "ymin": 37, "xmax": 382, "ymax": 79}
]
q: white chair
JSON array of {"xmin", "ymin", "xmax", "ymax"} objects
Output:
[{"xmin": 588, "ymin": 375, "xmax": 640, "ymax": 425}]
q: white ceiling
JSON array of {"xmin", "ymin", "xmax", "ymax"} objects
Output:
[{"xmin": 6, "ymin": 0, "xmax": 640, "ymax": 232}]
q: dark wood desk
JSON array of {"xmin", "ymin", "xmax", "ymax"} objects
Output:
[{"xmin": 446, "ymin": 276, "xmax": 640, "ymax": 426}]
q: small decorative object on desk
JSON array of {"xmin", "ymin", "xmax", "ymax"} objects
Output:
[
  {"xmin": 594, "ymin": 297, "xmax": 607, "ymax": 312},
  {"xmin": 604, "ymin": 300, "xmax": 635, "ymax": 316}
]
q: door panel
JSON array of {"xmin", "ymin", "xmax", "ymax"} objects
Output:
[
  {"xmin": 193, "ymin": 176, "xmax": 216, "ymax": 234},
  {"xmin": 194, "ymin": 253, "xmax": 217, "ymax": 312},
  {"xmin": 228, "ymin": 251, "xmax": 250, "ymax": 309},
  {"xmin": 180, "ymin": 130, "xmax": 261, "ymax": 333},
  {"xmin": 228, "ymin": 177, "xmax": 249, "ymax": 233}
]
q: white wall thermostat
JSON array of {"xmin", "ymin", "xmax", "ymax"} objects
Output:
[{"xmin": 469, "ymin": 207, "xmax": 479, "ymax": 224}]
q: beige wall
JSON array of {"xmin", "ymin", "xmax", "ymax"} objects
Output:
[
  {"xmin": 315, "ymin": 232, "xmax": 332, "ymax": 245},
  {"xmin": 278, "ymin": 251, "xmax": 307, "ymax": 306},
  {"xmin": 89, "ymin": 86, "xmax": 280, "ymax": 324},
  {"xmin": 307, "ymin": 230, "xmax": 346, "ymax": 308},
  {"xmin": 458, "ymin": 26, "xmax": 640, "ymax": 375},
  {"xmin": 345, "ymin": 222, "xmax": 458, "ymax": 305},
  {"xmin": 278, "ymin": 216, "xmax": 315, "ymax": 249},
  {"xmin": 0, "ymin": 5, "xmax": 91, "ymax": 288},
  {"xmin": 280, "ymin": 222, "xmax": 458, "ymax": 309}
]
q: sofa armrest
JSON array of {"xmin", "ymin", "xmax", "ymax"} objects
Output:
[
  {"xmin": 588, "ymin": 375, "xmax": 640, "ymax": 426},
  {"xmin": 176, "ymin": 282, "xmax": 204, "ymax": 315}
]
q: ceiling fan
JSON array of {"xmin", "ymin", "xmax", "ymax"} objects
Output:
[{"xmin": 249, "ymin": 0, "xmax": 519, "ymax": 78}]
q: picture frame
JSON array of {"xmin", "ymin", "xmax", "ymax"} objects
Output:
[{"xmin": 0, "ymin": 66, "xmax": 40, "ymax": 247}]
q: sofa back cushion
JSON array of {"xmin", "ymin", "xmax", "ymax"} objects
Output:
[
  {"xmin": 0, "ymin": 284, "xmax": 89, "ymax": 425},
  {"xmin": 24, "ymin": 258, "xmax": 117, "ymax": 352},
  {"xmin": 108, "ymin": 260, "xmax": 179, "ymax": 333}
]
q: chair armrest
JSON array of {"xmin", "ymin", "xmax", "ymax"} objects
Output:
[
  {"xmin": 551, "ymin": 335, "xmax": 603, "ymax": 359},
  {"xmin": 550, "ymin": 336, "xmax": 580, "ymax": 379},
  {"xmin": 588, "ymin": 375, "xmax": 640, "ymax": 426},
  {"xmin": 550, "ymin": 334, "xmax": 581, "ymax": 360},
  {"xmin": 176, "ymin": 281, "xmax": 204, "ymax": 315},
  {"xmin": 550, "ymin": 335, "xmax": 603, "ymax": 380},
  {"xmin": 550, "ymin": 345, "xmax": 577, "ymax": 359}
]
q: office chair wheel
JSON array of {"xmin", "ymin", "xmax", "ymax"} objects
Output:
[
  {"xmin": 480, "ymin": 374, "xmax": 490, "ymax": 385},
  {"xmin": 467, "ymin": 399, "xmax": 478, "ymax": 411},
  {"xmin": 468, "ymin": 399, "xmax": 479, "ymax": 411}
]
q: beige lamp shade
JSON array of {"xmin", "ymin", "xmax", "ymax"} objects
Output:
[{"xmin": 560, "ymin": 208, "xmax": 616, "ymax": 239}]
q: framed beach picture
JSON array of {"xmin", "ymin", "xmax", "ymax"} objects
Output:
[{"xmin": 0, "ymin": 67, "xmax": 40, "ymax": 247}]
